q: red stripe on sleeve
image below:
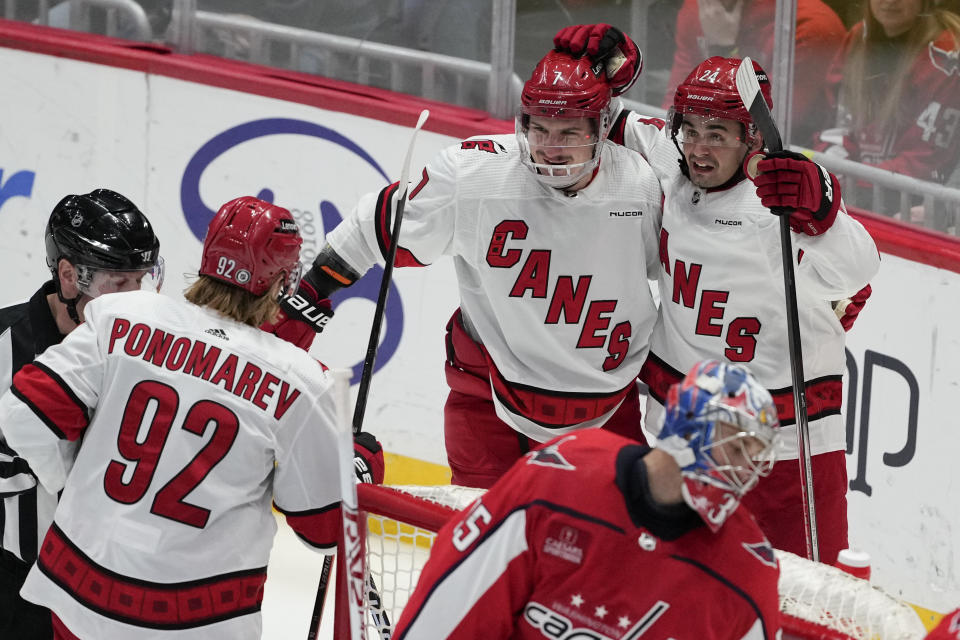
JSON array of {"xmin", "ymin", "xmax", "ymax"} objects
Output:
[
  {"xmin": 11, "ymin": 363, "xmax": 90, "ymax": 441},
  {"xmin": 276, "ymin": 502, "xmax": 341, "ymax": 549}
]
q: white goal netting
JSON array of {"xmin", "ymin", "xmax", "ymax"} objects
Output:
[{"xmin": 347, "ymin": 485, "xmax": 928, "ymax": 640}]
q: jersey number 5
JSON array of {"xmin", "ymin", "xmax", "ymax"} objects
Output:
[{"xmin": 103, "ymin": 380, "xmax": 239, "ymax": 529}]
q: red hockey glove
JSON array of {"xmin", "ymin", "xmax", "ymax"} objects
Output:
[
  {"xmin": 833, "ymin": 283, "xmax": 872, "ymax": 332},
  {"xmin": 353, "ymin": 432, "xmax": 385, "ymax": 485},
  {"xmin": 747, "ymin": 150, "xmax": 841, "ymax": 236},
  {"xmin": 261, "ymin": 277, "xmax": 334, "ymax": 352},
  {"xmin": 553, "ymin": 23, "xmax": 642, "ymax": 96}
]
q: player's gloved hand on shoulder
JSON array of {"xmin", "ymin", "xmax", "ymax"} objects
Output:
[
  {"xmin": 553, "ymin": 24, "xmax": 642, "ymax": 96},
  {"xmin": 354, "ymin": 432, "xmax": 385, "ymax": 484},
  {"xmin": 746, "ymin": 150, "xmax": 841, "ymax": 236},
  {"xmin": 261, "ymin": 277, "xmax": 334, "ymax": 352},
  {"xmin": 832, "ymin": 283, "xmax": 872, "ymax": 332}
]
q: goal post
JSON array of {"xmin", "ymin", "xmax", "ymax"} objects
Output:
[{"xmin": 333, "ymin": 484, "xmax": 928, "ymax": 640}]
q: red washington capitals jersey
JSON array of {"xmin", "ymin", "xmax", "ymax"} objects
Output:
[
  {"xmin": 393, "ymin": 429, "xmax": 781, "ymax": 640},
  {"xmin": 0, "ymin": 291, "xmax": 343, "ymax": 639}
]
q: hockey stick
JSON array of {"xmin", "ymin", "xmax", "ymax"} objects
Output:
[
  {"xmin": 735, "ymin": 58, "xmax": 819, "ymax": 563},
  {"xmin": 306, "ymin": 109, "xmax": 430, "ymax": 640},
  {"xmin": 332, "ymin": 368, "xmax": 366, "ymax": 640},
  {"xmin": 354, "ymin": 107, "xmax": 431, "ymax": 433}
]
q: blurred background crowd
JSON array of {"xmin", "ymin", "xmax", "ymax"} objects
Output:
[{"xmin": 8, "ymin": 0, "xmax": 960, "ymax": 231}]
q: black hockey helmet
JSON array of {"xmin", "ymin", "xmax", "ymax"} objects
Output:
[{"xmin": 45, "ymin": 189, "xmax": 160, "ymax": 275}]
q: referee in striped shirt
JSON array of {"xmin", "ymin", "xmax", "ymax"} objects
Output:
[{"xmin": 0, "ymin": 189, "xmax": 160, "ymax": 639}]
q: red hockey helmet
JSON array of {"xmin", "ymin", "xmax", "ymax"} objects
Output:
[
  {"xmin": 667, "ymin": 56, "xmax": 772, "ymax": 146},
  {"xmin": 517, "ymin": 50, "xmax": 615, "ymax": 188},
  {"xmin": 199, "ymin": 196, "xmax": 303, "ymax": 297}
]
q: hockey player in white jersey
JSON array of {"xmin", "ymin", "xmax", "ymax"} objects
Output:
[
  {"xmin": 552, "ymin": 24, "xmax": 880, "ymax": 564},
  {"xmin": 271, "ymin": 49, "xmax": 664, "ymax": 488},
  {"xmin": 0, "ymin": 197, "xmax": 369, "ymax": 639}
]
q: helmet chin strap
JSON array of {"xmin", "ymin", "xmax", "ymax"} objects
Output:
[{"xmin": 52, "ymin": 275, "xmax": 86, "ymax": 325}]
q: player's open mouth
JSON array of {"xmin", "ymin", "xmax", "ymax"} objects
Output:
[{"xmin": 691, "ymin": 160, "xmax": 714, "ymax": 172}]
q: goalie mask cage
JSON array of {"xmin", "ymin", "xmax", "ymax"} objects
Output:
[{"xmin": 333, "ymin": 484, "xmax": 928, "ymax": 640}]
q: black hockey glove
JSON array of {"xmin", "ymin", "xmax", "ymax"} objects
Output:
[{"xmin": 354, "ymin": 432, "xmax": 385, "ymax": 485}]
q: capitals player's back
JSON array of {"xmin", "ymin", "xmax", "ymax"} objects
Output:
[{"xmin": 394, "ymin": 361, "xmax": 783, "ymax": 640}]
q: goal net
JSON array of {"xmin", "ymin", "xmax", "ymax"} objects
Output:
[{"xmin": 334, "ymin": 484, "xmax": 928, "ymax": 640}]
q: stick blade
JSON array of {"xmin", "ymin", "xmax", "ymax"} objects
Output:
[
  {"xmin": 734, "ymin": 56, "xmax": 782, "ymax": 152},
  {"xmin": 397, "ymin": 109, "xmax": 431, "ymax": 199}
]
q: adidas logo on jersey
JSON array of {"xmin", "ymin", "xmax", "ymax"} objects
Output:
[{"xmin": 204, "ymin": 328, "xmax": 229, "ymax": 340}]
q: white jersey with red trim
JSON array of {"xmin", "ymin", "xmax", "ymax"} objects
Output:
[
  {"xmin": 0, "ymin": 291, "xmax": 342, "ymax": 639},
  {"xmin": 327, "ymin": 134, "xmax": 663, "ymax": 441},
  {"xmin": 613, "ymin": 111, "xmax": 880, "ymax": 459},
  {"xmin": 393, "ymin": 429, "xmax": 782, "ymax": 639}
]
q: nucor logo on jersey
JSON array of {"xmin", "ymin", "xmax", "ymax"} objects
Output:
[{"xmin": 524, "ymin": 601, "xmax": 670, "ymax": 640}]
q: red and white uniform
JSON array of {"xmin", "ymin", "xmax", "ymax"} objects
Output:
[
  {"xmin": 610, "ymin": 112, "xmax": 880, "ymax": 562},
  {"xmin": 0, "ymin": 291, "xmax": 343, "ymax": 639},
  {"xmin": 327, "ymin": 134, "xmax": 662, "ymax": 443},
  {"xmin": 665, "ymin": 0, "xmax": 847, "ymax": 145},
  {"xmin": 393, "ymin": 429, "xmax": 781, "ymax": 639},
  {"xmin": 825, "ymin": 25, "xmax": 960, "ymax": 183}
]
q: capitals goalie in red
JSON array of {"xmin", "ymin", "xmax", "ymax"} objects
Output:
[{"xmin": 393, "ymin": 360, "xmax": 783, "ymax": 639}]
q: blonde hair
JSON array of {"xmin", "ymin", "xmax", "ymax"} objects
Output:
[
  {"xmin": 840, "ymin": 4, "xmax": 960, "ymax": 138},
  {"xmin": 184, "ymin": 275, "xmax": 282, "ymax": 327}
]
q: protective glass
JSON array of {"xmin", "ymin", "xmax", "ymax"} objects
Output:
[{"xmin": 76, "ymin": 255, "xmax": 165, "ymax": 297}]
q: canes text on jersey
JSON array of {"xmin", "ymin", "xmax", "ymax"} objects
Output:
[
  {"xmin": 486, "ymin": 220, "xmax": 632, "ymax": 372},
  {"xmin": 107, "ymin": 318, "xmax": 301, "ymax": 419},
  {"xmin": 659, "ymin": 228, "xmax": 760, "ymax": 362}
]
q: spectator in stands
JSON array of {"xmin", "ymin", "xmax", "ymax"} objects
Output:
[
  {"xmin": 818, "ymin": 0, "xmax": 960, "ymax": 192},
  {"xmin": 664, "ymin": 0, "xmax": 847, "ymax": 146},
  {"xmin": 0, "ymin": 189, "xmax": 162, "ymax": 640},
  {"xmin": 393, "ymin": 360, "xmax": 783, "ymax": 639}
]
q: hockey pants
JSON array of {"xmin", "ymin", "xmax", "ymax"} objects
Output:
[
  {"xmin": 740, "ymin": 449, "xmax": 849, "ymax": 565},
  {"xmin": 443, "ymin": 309, "xmax": 647, "ymax": 489}
]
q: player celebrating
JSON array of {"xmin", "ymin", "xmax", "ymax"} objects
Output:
[
  {"xmin": 274, "ymin": 49, "xmax": 663, "ymax": 488},
  {"xmin": 393, "ymin": 360, "xmax": 782, "ymax": 639},
  {"xmin": 0, "ymin": 197, "xmax": 373, "ymax": 639},
  {"xmin": 552, "ymin": 25, "xmax": 880, "ymax": 564},
  {"xmin": 0, "ymin": 189, "xmax": 161, "ymax": 640}
]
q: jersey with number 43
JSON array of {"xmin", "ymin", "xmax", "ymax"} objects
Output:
[
  {"xmin": 610, "ymin": 113, "xmax": 880, "ymax": 460},
  {"xmin": 393, "ymin": 429, "xmax": 781, "ymax": 639},
  {"xmin": 0, "ymin": 291, "xmax": 343, "ymax": 640},
  {"xmin": 327, "ymin": 134, "xmax": 663, "ymax": 440}
]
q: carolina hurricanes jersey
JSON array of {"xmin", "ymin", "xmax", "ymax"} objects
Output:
[
  {"xmin": 327, "ymin": 134, "xmax": 663, "ymax": 441},
  {"xmin": 0, "ymin": 291, "xmax": 343, "ymax": 639},
  {"xmin": 826, "ymin": 25, "xmax": 960, "ymax": 183},
  {"xmin": 611, "ymin": 112, "xmax": 880, "ymax": 459},
  {"xmin": 393, "ymin": 429, "xmax": 781, "ymax": 639}
]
